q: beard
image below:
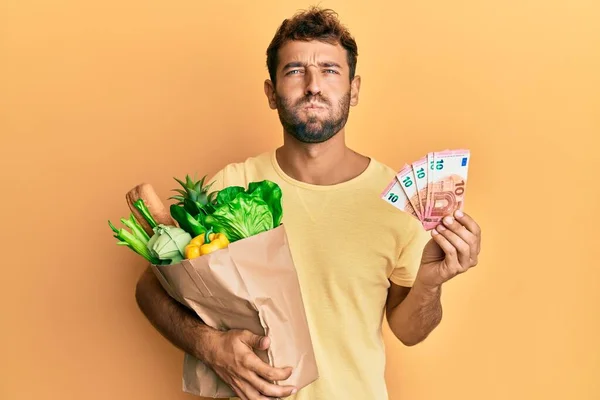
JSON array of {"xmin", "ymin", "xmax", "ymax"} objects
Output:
[{"xmin": 275, "ymin": 90, "xmax": 351, "ymax": 144}]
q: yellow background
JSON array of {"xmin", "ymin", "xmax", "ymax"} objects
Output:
[{"xmin": 2, "ymin": 0, "xmax": 599, "ymax": 399}]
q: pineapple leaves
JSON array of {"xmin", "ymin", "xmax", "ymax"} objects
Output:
[
  {"xmin": 171, "ymin": 189, "xmax": 187, "ymax": 196},
  {"xmin": 169, "ymin": 173, "xmax": 218, "ymax": 214},
  {"xmin": 173, "ymin": 177, "xmax": 189, "ymax": 191}
]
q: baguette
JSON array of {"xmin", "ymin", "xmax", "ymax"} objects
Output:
[{"xmin": 125, "ymin": 183, "xmax": 176, "ymax": 236}]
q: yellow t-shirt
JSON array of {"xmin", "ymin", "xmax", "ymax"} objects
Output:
[{"xmin": 208, "ymin": 150, "xmax": 430, "ymax": 400}]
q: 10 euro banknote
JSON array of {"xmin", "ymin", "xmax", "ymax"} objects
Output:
[{"xmin": 381, "ymin": 149, "xmax": 471, "ymax": 230}]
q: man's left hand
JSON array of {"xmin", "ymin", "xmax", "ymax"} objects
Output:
[{"xmin": 416, "ymin": 210, "xmax": 482, "ymax": 288}]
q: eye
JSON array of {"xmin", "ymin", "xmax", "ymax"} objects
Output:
[
  {"xmin": 285, "ymin": 69, "xmax": 302, "ymax": 76},
  {"xmin": 324, "ymin": 69, "xmax": 339, "ymax": 74}
]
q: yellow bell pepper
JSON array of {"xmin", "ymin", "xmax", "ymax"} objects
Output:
[{"xmin": 184, "ymin": 229, "xmax": 229, "ymax": 259}]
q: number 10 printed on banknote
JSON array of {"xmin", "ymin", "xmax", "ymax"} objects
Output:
[{"xmin": 381, "ymin": 149, "xmax": 471, "ymax": 230}]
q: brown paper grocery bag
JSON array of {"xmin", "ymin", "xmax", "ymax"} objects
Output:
[{"xmin": 151, "ymin": 224, "xmax": 318, "ymax": 398}]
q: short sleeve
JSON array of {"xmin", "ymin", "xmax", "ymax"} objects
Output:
[
  {"xmin": 388, "ymin": 222, "xmax": 431, "ymax": 287},
  {"xmin": 205, "ymin": 161, "xmax": 249, "ymax": 194},
  {"xmin": 206, "ymin": 168, "xmax": 226, "ymax": 193}
]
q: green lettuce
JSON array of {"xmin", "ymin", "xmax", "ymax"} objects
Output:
[
  {"xmin": 216, "ymin": 186, "xmax": 245, "ymax": 206},
  {"xmin": 247, "ymin": 180, "xmax": 283, "ymax": 226},
  {"xmin": 204, "ymin": 195, "xmax": 273, "ymax": 242},
  {"xmin": 203, "ymin": 180, "xmax": 283, "ymax": 242}
]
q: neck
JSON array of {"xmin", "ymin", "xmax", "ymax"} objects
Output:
[{"xmin": 276, "ymin": 129, "xmax": 370, "ymax": 185}]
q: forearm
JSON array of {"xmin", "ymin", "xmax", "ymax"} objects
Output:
[
  {"xmin": 135, "ymin": 267, "xmax": 219, "ymax": 362},
  {"xmin": 387, "ymin": 280, "xmax": 443, "ymax": 346}
]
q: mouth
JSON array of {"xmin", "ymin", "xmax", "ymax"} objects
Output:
[{"xmin": 303, "ymin": 103, "xmax": 326, "ymax": 110}]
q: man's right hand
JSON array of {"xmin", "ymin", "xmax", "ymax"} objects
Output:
[{"xmin": 204, "ymin": 329, "xmax": 297, "ymax": 400}]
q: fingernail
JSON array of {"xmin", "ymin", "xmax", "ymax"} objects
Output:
[
  {"xmin": 437, "ymin": 225, "xmax": 446, "ymax": 231},
  {"xmin": 291, "ymin": 388, "xmax": 297, "ymax": 394},
  {"xmin": 431, "ymin": 229, "xmax": 439, "ymax": 235},
  {"xmin": 455, "ymin": 210, "xmax": 464, "ymax": 218},
  {"xmin": 443, "ymin": 216, "xmax": 454, "ymax": 225}
]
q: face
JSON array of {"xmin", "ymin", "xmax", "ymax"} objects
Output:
[{"xmin": 265, "ymin": 40, "xmax": 361, "ymax": 144}]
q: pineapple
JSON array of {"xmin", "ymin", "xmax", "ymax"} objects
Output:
[{"xmin": 169, "ymin": 174, "xmax": 218, "ymax": 217}]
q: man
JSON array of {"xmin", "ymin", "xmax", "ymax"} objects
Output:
[{"xmin": 135, "ymin": 7, "xmax": 481, "ymax": 400}]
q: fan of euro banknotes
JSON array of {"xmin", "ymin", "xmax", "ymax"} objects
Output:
[{"xmin": 381, "ymin": 149, "xmax": 471, "ymax": 231}]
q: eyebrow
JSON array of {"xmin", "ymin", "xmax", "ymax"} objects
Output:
[{"xmin": 282, "ymin": 61, "xmax": 343, "ymax": 70}]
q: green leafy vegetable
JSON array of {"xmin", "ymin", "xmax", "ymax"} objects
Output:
[
  {"xmin": 170, "ymin": 204, "xmax": 206, "ymax": 236},
  {"xmin": 183, "ymin": 198, "xmax": 202, "ymax": 216},
  {"xmin": 246, "ymin": 180, "xmax": 283, "ymax": 227},
  {"xmin": 132, "ymin": 199, "xmax": 158, "ymax": 229},
  {"xmin": 216, "ymin": 186, "xmax": 245, "ymax": 206},
  {"xmin": 204, "ymin": 195, "xmax": 274, "ymax": 242},
  {"xmin": 109, "ymin": 215, "xmax": 160, "ymax": 264}
]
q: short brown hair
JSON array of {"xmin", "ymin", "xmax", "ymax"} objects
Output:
[{"xmin": 266, "ymin": 7, "xmax": 358, "ymax": 85}]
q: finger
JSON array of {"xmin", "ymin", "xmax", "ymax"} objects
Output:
[
  {"xmin": 454, "ymin": 210, "xmax": 481, "ymax": 249},
  {"xmin": 240, "ymin": 331, "xmax": 269, "ymax": 351},
  {"xmin": 431, "ymin": 228, "xmax": 458, "ymax": 267},
  {"xmin": 441, "ymin": 215, "xmax": 479, "ymax": 262},
  {"xmin": 254, "ymin": 363, "xmax": 293, "ymax": 383},
  {"xmin": 257, "ymin": 335, "xmax": 271, "ymax": 351},
  {"xmin": 435, "ymin": 224, "xmax": 471, "ymax": 270},
  {"xmin": 244, "ymin": 370, "xmax": 298, "ymax": 398},
  {"xmin": 231, "ymin": 380, "xmax": 250, "ymax": 400},
  {"xmin": 237, "ymin": 378, "xmax": 275, "ymax": 400},
  {"xmin": 243, "ymin": 352, "xmax": 294, "ymax": 383}
]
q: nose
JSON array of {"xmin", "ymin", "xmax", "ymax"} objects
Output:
[{"xmin": 304, "ymin": 67, "xmax": 321, "ymax": 96}]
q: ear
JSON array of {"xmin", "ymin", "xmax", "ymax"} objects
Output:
[
  {"xmin": 264, "ymin": 79, "xmax": 277, "ymax": 110},
  {"xmin": 350, "ymin": 75, "xmax": 361, "ymax": 107}
]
